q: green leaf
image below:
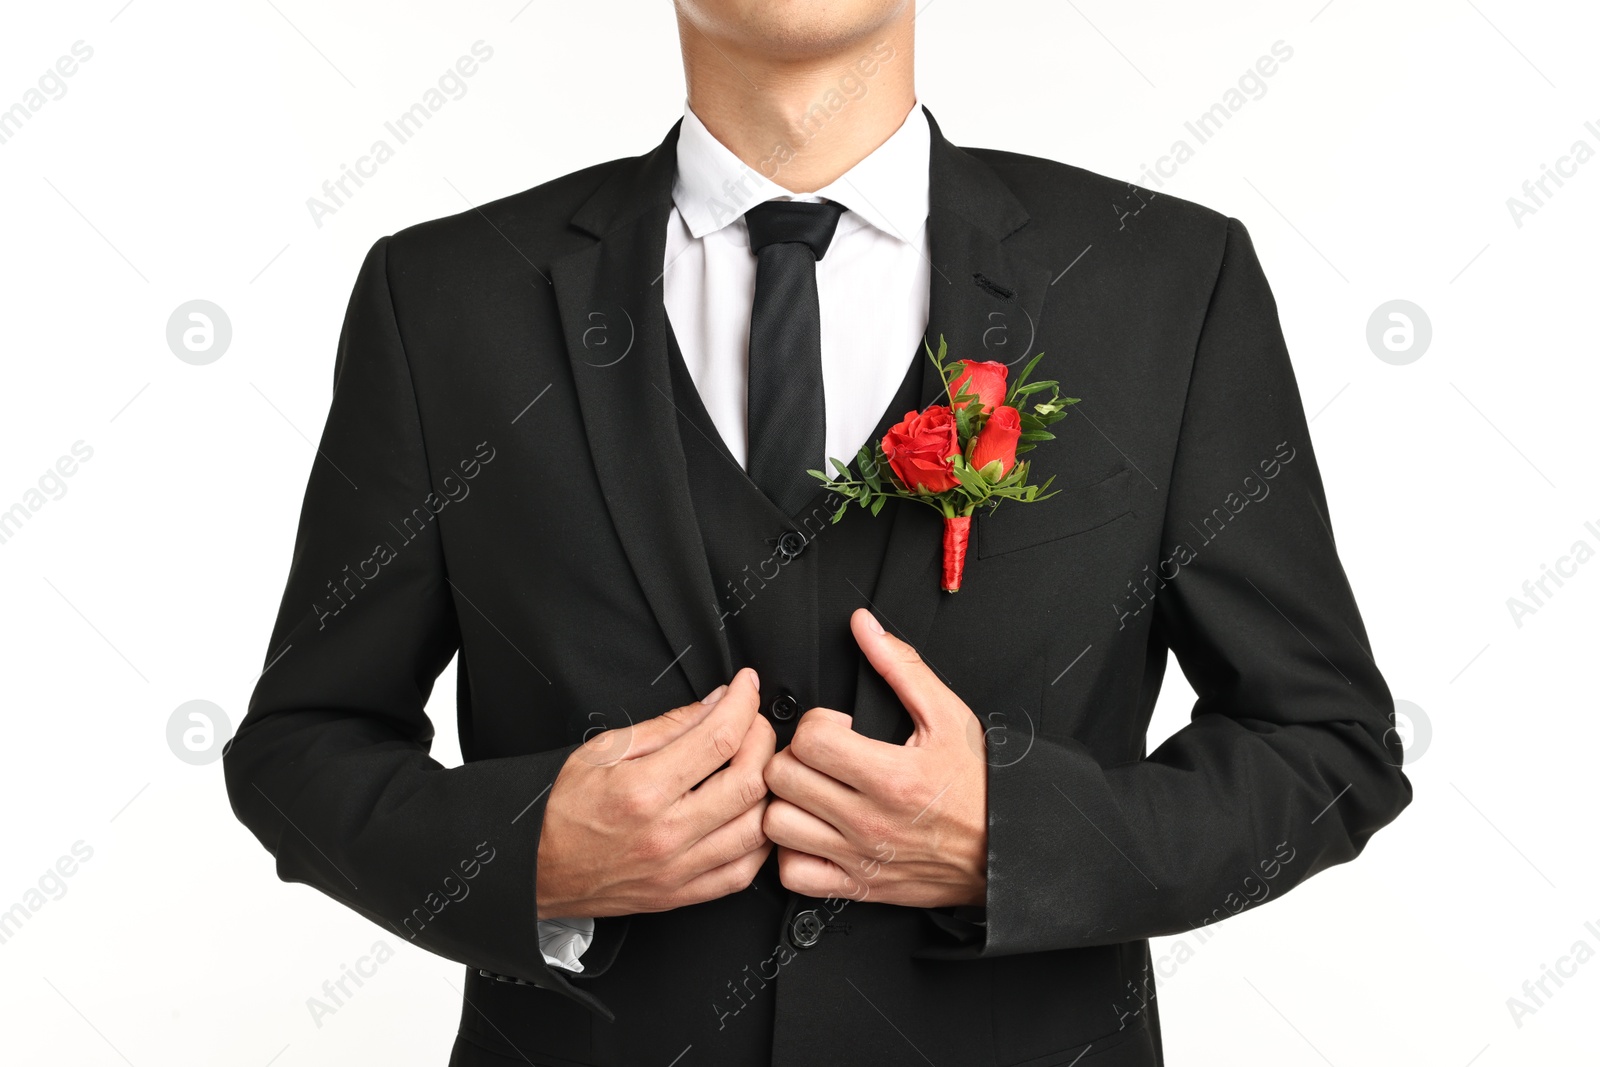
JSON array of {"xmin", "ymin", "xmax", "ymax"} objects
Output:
[
  {"xmin": 955, "ymin": 402, "xmax": 976, "ymax": 442},
  {"xmin": 1007, "ymin": 352, "xmax": 1046, "ymax": 401},
  {"xmin": 860, "ymin": 448, "xmax": 883, "ymax": 492},
  {"xmin": 870, "ymin": 496, "xmax": 886, "ymax": 517},
  {"xmin": 950, "ymin": 458, "xmax": 992, "ymax": 500}
]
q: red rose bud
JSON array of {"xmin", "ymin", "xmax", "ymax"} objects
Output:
[
  {"xmin": 942, "ymin": 515, "xmax": 971, "ymax": 592},
  {"xmin": 883, "ymin": 405, "xmax": 961, "ymax": 493},
  {"xmin": 950, "ymin": 359, "xmax": 1008, "ymax": 413},
  {"xmin": 971, "ymin": 405, "xmax": 1022, "ymax": 481}
]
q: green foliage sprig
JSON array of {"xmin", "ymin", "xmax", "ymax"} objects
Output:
[{"xmin": 808, "ymin": 336, "xmax": 1080, "ymax": 521}]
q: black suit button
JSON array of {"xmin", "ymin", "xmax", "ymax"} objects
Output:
[
  {"xmin": 770, "ymin": 692, "xmax": 799, "ymax": 721},
  {"xmin": 776, "ymin": 530, "xmax": 807, "ymax": 560},
  {"xmin": 790, "ymin": 909, "xmax": 824, "ymax": 948}
]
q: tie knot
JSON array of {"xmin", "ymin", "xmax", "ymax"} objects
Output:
[{"xmin": 744, "ymin": 199, "xmax": 847, "ymax": 260}]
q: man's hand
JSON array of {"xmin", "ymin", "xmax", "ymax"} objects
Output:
[
  {"xmin": 536, "ymin": 668, "xmax": 775, "ymax": 919},
  {"xmin": 763, "ymin": 610, "xmax": 988, "ymax": 907}
]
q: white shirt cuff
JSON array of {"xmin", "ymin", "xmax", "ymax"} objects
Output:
[{"xmin": 537, "ymin": 916, "xmax": 595, "ymax": 973}]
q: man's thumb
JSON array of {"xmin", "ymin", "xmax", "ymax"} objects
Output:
[
  {"xmin": 589, "ymin": 685, "xmax": 728, "ymax": 764},
  {"xmin": 852, "ymin": 609, "xmax": 950, "ymax": 739}
]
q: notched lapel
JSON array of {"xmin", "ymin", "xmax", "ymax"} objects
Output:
[
  {"xmin": 549, "ymin": 129, "xmax": 733, "ymax": 700},
  {"xmin": 850, "ymin": 111, "xmax": 1055, "ymax": 743}
]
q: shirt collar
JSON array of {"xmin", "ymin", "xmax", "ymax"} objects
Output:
[{"xmin": 672, "ymin": 99, "xmax": 930, "ymax": 246}]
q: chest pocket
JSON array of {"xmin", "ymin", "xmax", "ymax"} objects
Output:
[{"xmin": 975, "ymin": 465, "xmax": 1135, "ymax": 558}]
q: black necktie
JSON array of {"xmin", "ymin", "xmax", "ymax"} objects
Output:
[{"xmin": 744, "ymin": 198, "xmax": 847, "ymax": 517}]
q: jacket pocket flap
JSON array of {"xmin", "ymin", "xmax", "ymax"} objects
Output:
[{"xmin": 976, "ymin": 467, "xmax": 1134, "ymax": 559}]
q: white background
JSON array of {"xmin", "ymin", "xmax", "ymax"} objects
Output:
[{"xmin": 1, "ymin": 1, "xmax": 1596, "ymax": 1064}]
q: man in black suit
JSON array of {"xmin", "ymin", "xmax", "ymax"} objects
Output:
[{"xmin": 225, "ymin": 3, "xmax": 1411, "ymax": 1064}]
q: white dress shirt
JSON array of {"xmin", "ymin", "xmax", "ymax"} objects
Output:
[
  {"xmin": 535, "ymin": 100, "xmax": 933, "ymax": 973},
  {"xmin": 665, "ymin": 99, "xmax": 932, "ymax": 471}
]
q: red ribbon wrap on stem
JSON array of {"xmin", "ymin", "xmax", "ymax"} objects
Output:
[{"xmin": 942, "ymin": 514, "xmax": 972, "ymax": 593}]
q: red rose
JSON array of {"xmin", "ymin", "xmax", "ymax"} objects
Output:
[
  {"xmin": 882, "ymin": 405, "xmax": 961, "ymax": 493},
  {"xmin": 949, "ymin": 359, "xmax": 1008, "ymax": 413},
  {"xmin": 971, "ymin": 405, "xmax": 1021, "ymax": 479}
]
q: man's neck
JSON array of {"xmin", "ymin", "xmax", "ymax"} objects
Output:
[{"xmin": 676, "ymin": 16, "xmax": 917, "ymax": 193}]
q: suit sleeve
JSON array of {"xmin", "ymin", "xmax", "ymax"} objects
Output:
[
  {"xmin": 971, "ymin": 217, "xmax": 1412, "ymax": 956},
  {"xmin": 223, "ymin": 237, "xmax": 618, "ymax": 1017}
]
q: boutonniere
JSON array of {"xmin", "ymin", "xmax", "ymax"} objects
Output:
[{"xmin": 810, "ymin": 337, "xmax": 1080, "ymax": 592}]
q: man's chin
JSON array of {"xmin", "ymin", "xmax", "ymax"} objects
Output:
[{"xmin": 676, "ymin": 0, "xmax": 912, "ymax": 61}]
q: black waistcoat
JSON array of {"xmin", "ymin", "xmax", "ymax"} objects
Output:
[
  {"xmin": 665, "ymin": 321, "xmax": 928, "ymax": 738},
  {"xmin": 632, "ymin": 323, "xmax": 928, "ymax": 1065}
]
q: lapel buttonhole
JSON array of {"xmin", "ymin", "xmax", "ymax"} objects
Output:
[{"xmin": 971, "ymin": 272, "xmax": 1015, "ymax": 301}]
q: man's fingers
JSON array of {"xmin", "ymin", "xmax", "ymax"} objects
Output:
[
  {"xmin": 802, "ymin": 707, "xmax": 853, "ymax": 729},
  {"xmin": 675, "ymin": 836, "xmax": 773, "ymax": 906},
  {"xmin": 776, "ymin": 847, "xmax": 862, "ymax": 901},
  {"xmin": 684, "ymin": 795, "xmax": 769, "ymax": 872},
  {"xmin": 785, "ymin": 708, "xmax": 903, "ymax": 793},
  {"xmin": 850, "ymin": 608, "xmax": 965, "ymax": 737},
  {"xmin": 762, "ymin": 797, "xmax": 852, "ymax": 861},
  {"xmin": 763, "ymin": 746, "xmax": 859, "ymax": 826},
  {"xmin": 645, "ymin": 667, "xmax": 762, "ymax": 796},
  {"xmin": 679, "ymin": 712, "xmax": 775, "ymax": 837},
  {"xmin": 584, "ymin": 683, "xmax": 728, "ymax": 765}
]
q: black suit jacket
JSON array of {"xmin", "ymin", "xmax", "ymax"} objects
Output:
[{"xmin": 225, "ymin": 109, "xmax": 1411, "ymax": 1066}]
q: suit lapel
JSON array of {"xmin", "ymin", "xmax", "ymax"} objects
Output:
[
  {"xmin": 850, "ymin": 109, "xmax": 1054, "ymax": 743},
  {"xmin": 547, "ymin": 113, "xmax": 1050, "ymax": 726},
  {"xmin": 550, "ymin": 123, "xmax": 734, "ymax": 699}
]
